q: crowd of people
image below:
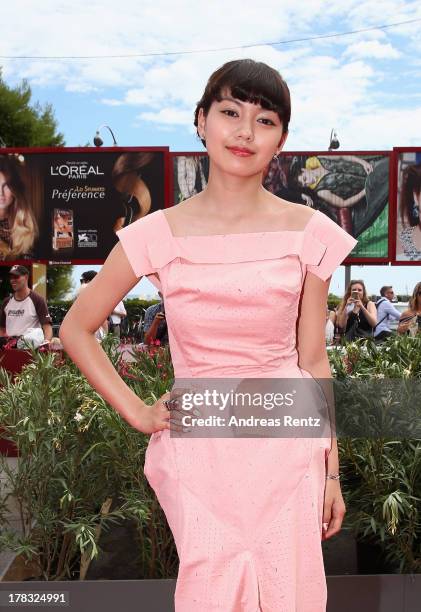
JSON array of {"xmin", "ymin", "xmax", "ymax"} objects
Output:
[
  {"xmin": 0, "ymin": 265, "xmax": 419, "ymax": 351},
  {"xmin": 325, "ymin": 279, "xmax": 421, "ymax": 345}
]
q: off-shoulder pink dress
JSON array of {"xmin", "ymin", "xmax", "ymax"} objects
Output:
[{"xmin": 117, "ymin": 209, "xmax": 357, "ymax": 612}]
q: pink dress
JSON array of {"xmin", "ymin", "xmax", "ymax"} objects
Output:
[{"xmin": 117, "ymin": 209, "xmax": 357, "ymax": 612}]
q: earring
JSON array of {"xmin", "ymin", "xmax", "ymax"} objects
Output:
[{"xmin": 273, "ymin": 152, "xmax": 279, "ymax": 160}]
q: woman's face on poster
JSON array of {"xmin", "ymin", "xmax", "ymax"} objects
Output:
[
  {"xmin": 55, "ymin": 214, "xmax": 65, "ymax": 229},
  {"xmin": 0, "ymin": 172, "xmax": 14, "ymax": 212},
  {"xmin": 297, "ymin": 167, "xmax": 316, "ymax": 188}
]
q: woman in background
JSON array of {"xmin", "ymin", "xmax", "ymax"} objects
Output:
[
  {"xmin": 397, "ymin": 281, "xmax": 421, "ymax": 335},
  {"xmin": 336, "ymin": 279, "xmax": 377, "ymax": 340}
]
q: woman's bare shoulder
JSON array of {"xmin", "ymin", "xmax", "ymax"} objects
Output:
[{"xmin": 264, "ymin": 195, "xmax": 315, "ymax": 230}]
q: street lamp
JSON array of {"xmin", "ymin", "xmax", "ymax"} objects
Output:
[
  {"xmin": 93, "ymin": 125, "xmax": 118, "ymax": 147},
  {"xmin": 328, "ymin": 129, "xmax": 340, "ymax": 151}
]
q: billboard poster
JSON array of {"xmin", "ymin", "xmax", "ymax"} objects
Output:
[
  {"xmin": 0, "ymin": 148, "xmax": 168, "ymax": 263},
  {"xmin": 395, "ymin": 149, "xmax": 421, "ymax": 262},
  {"xmin": 173, "ymin": 154, "xmax": 209, "ymax": 204},
  {"xmin": 263, "ymin": 153, "xmax": 390, "ymax": 259},
  {"xmin": 172, "ymin": 152, "xmax": 390, "ymax": 260}
]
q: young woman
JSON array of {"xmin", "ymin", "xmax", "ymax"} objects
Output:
[
  {"xmin": 60, "ymin": 59, "xmax": 357, "ymax": 611},
  {"xmin": 397, "ymin": 281, "xmax": 421, "ymax": 335},
  {"xmin": 336, "ymin": 279, "xmax": 377, "ymax": 340},
  {"xmin": 0, "ymin": 155, "xmax": 38, "ymax": 260}
]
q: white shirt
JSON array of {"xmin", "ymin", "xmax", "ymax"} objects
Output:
[{"xmin": 111, "ymin": 301, "xmax": 127, "ymax": 324}]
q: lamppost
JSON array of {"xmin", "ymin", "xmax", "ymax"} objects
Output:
[
  {"xmin": 328, "ymin": 129, "xmax": 340, "ymax": 151},
  {"xmin": 93, "ymin": 125, "xmax": 118, "ymax": 147},
  {"xmin": 327, "ymin": 129, "xmax": 351, "ymax": 289}
]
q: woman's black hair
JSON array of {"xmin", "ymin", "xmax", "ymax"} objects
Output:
[
  {"xmin": 400, "ymin": 163, "xmax": 421, "ymax": 227},
  {"xmin": 288, "ymin": 156, "xmax": 307, "ymax": 190},
  {"xmin": 194, "ymin": 59, "xmax": 291, "ymax": 146}
]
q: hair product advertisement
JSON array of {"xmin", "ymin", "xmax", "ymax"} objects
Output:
[{"xmin": 0, "ymin": 148, "xmax": 168, "ymax": 263}]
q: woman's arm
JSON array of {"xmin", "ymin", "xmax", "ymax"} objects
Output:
[
  {"xmin": 297, "ymin": 271, "xmax": 345, "ymax": 540},
  {"xmin": 317, "ymin": 189, "xmax": 366, "ymax": 209},
  {"xmin": 336, "ymin": 302, "xmax": 351, "ymax": 330},
  {"xmin": 59, "ymin": 243, "xmax": 171, "ymax": 434},
  {"xmin": 335, "ymin": 155, "xmax": 373, "ymax": 174},
  {"xmin": 397, "ymin": 309, "xmax": 415, "ymax": 335}
]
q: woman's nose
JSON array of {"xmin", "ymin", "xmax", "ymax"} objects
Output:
[{"xmin": 235, "ymin": 119, "xmax": 254, "ymax": 141}]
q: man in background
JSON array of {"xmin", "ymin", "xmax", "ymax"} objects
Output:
[
  {"xmin": 0, "ymin": 265, "xmax": 52, "ymax": 342},
  {"xmin": 110, "ymin": 300, "xmax": 127, "ymax": 338},
  {"xmin": 374, "ymin": 285, "xmax": 402, "ymax": 341}
]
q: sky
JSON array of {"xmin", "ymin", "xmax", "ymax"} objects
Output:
[{"xmin": 1, "ymin": 0, "xmax": 421, "ymax": 298}]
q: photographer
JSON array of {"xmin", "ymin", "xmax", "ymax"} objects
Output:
[
  {"xmin": 336, "ymin": 279, "xmax": 377, "ymax": 340},
  {"xmin": 143, "ymin": 291, "xmax": 168, "ymax": 345}
]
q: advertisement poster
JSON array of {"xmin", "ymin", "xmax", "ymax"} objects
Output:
[
  {"xmin": 0, "ymin": 148, "xmax": 168, "ymax": 262},
  {"xmin": 395, "ymin": 149, "xmax": 421, "ymax": 262},
  {"xmin": 172, "ymin": 152, "xmax": 390, "ymax": 259},
  {"xmin": 173, "ymin": 154, "xmax": 209, "ymax": 204}
]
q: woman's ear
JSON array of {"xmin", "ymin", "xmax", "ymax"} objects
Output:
[
  {"xmin": 197, "ymin": 107, "xmax": 206, "ymax": 140},
  {"xmin": 277, "ymin": 130, "xmax": 288, "ymax": 154}
]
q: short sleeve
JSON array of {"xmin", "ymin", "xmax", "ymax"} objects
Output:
[
  {"xmin": 30, "ymin": 292, "xmax": 52, "ymax": 325},
  {"xmin": 116, "ymin": 215, "xmax": 155, "ymax": 278},
  {"xmin": 305, "ymin": 211, "xmax": 358, "ymax": 281}
]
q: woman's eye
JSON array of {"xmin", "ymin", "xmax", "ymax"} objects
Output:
[
  {"xmin": 258, "ymin": 118, "xmax": 275, "ymax": 126},
  {"xmin": 221, "ymin": 109, "xmax": 238, "ymax": 117}
]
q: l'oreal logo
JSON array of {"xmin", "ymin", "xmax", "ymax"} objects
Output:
[{"xmin": 50, "ymin": 165, "xmax": 104, "ymax": 178}]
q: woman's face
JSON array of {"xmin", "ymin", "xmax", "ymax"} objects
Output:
[
  {"xmin": 0, "ymin": 172, "xmax": 14, "ymax": 213},
  {"xmin": 198, "ymin": 90, "xmax": 287, "ymax": 177},
  {"xmin": 351, "ymin": 283, "xmax": 364, "ymax": 299},
  {"xmin": 298, "ymin": 168, "xmax": 317, "ymax": 188}
]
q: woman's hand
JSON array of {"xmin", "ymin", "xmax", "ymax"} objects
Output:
[
  {"xmin": 346, "ymin": 297, "xmax": 359, "ymax": 311},
  {"xmin": 397, "ymin": 314, "xmax": 416, "ymax": 335},
  {"xmin": 131, "ymin": 390, "xmax": 195, "ymax": 434},
  {"xmin": 131, "ymin": 392, "xmax": 172, "ymax": 434},
  {"xmin": 301, "ymin": 194, "xmax": 314, "ymax": 207},
  {"xmin": 361, "ymin": 159, "xmax": 373, "ymax": 175},
  {"xmin": 322, "ymin": 480, "xmax": 346, "ymax": 540}
]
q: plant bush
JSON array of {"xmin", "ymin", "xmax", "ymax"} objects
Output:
[
  {"xmin": 329, "ymin": 335, "xmax": 421, "ymax": 573},
  {"xmin": 0, "ymin": 338, "xmax": 177, "ymax": 580},
  {"xmin": 0, "ymin": 334, "xmax": 419, "ymax": 578}
]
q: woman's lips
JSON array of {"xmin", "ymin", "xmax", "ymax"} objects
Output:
[{"xmin": 226, "ymin": 147, "xmax": 254, "ymax": 157}]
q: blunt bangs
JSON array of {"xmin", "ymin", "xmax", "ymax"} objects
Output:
[{"xmin": 194, "ymin": 59, "xmax": 291, "ymax": 139}]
